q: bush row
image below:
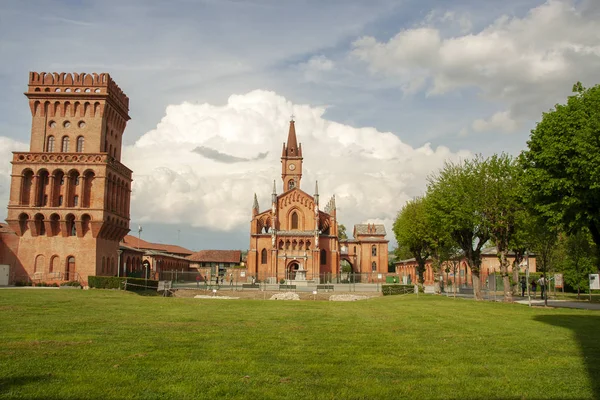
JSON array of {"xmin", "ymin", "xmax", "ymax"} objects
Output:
[
  {"xmin": 88, "ymin": 276, "xmax": 159, "ymax": 292},
  {"xmin": 382, "ymin": 284, "xmax": 414, "ymax": 296}
]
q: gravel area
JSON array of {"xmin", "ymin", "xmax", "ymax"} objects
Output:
[
  {"xmin": 175, "ymin": 289, "xmax": 382, "ymax": 301},
  {"xmin": 329, "ymin": 294, "xmax": 370, "ymax": 301},
  {"xmin": 269, "ymin": 292, "xmax": 300, "ymax": 300},
  {"xmin": 193, "ymin": 295, "xmax": 240, "ymax": 300}
]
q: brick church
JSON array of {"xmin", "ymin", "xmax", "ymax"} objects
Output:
[{"xmin": 246, "ymin": 120, "xmax": 389, "ymax": 283}]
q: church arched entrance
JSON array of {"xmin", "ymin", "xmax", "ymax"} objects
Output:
[{"xmin": 287, "ymin": 262, "xmax": 299, "ymax": 280}]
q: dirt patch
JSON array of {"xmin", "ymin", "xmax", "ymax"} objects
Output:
[{"xmin": 174, "ymin": 289, "xmax": 381, "ymax": 301}]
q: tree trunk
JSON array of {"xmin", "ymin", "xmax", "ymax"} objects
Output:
[
  {"xmin": 512, "ymin": 259, "xmax": 520, "ymax": 296},
  {"xmin": 472, "ymin": 271, "xmax": 482, "ymax": 300},
  {"xmin": 499, "ymin": 250, "xmax": 513, "ymax": 302}
]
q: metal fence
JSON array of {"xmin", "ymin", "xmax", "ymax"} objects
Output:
[{"xmin": 159, "ymin": 270, "xmax": 405, "ymax": 293}]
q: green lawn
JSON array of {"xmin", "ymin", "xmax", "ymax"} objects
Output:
[{"xmin": 0, "ymin": 290, "xmax": 599, "ymax": 399}]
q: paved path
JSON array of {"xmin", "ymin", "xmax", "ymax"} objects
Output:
[{"xmin": 514, "ymin": 299, "xmax": 600, "ymax": 310}]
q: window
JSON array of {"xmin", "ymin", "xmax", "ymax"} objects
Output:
[
  {"xmin": 261, "ymin": 249, "xmax": 267, "ymax": 264},
  {"xmin": 43, "ymin": 195, "xmax": 48, "ymax": 206},
  {"xmin": 372, "ymin": 261, "xmax": 377, "ymax": 272},
  {"xmin": 76, "ymin": 136, "xmax": 84, "ymax": 152},
  {"xmin": 61, "ymin": 136, "xmax": 69, "ymax": 152},
  {"xmin": 372, "ymin": 245, "xmax": 377, "ymax": 256},
  {"xmin": 288, "ymin": 180, "xmax": 295, "ymax": 190},
  {"xmin": 291, "ymin": 212, "xmax": 298, "ymax": 230},
  {"xmin": 58, "ymin": 195, "xmax": 63, "ymax": 206},
  {"xmin": 47, "ymin": 136, "xmax": 55, "ymax": 152},
  {"xmin": 320, "ymin": 249, "xmax": 326, "ymax": 265},
  {"xmin": 73, "ymin": 195, "xmax": 79, "ymax": 206}
]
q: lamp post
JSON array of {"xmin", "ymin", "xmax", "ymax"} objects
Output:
[{"xmin": 525, "ymin": 251, "xmax": 531, "ymax": 307}]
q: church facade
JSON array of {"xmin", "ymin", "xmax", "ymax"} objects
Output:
[{"xmin": 247, "ymin": 120, "xmax": 389, "ymax": 283}]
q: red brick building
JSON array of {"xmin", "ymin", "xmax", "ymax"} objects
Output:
[
  {"xmin": 247, "ymin": 120, "xmax": 389, "ymax": 283},
  {"xmin": 0, "ymin": 72, "xmax": 132, "ymax": 284}
]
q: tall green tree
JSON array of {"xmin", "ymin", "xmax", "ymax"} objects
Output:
[
  {"xmin": 558, "ymin": 229, "xmax": 597, "ymax": 299},
  {"xmin": 521, "ymin": 82, "xmax": 600, "ymax": 271},
  {"xmin": 393, "ymin": 197, "xmax": 430, "ymax": 286},
  {"xmin": 528, "ymin": 216, "xmax": 559, "ymax": 306},
  {"xmin": 425, "ymin": 196, "xmax": 456, "ymax": 294},
  {"xmin": 427, "ymin": 157, "xmax": 490, "ymax": 300},
  {"xmin": 479, "ymin": 154, "xmax": 523, "ymax": 302}
]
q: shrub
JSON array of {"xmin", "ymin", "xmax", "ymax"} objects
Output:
[
  {"xmin": 279, "ymin": 278, "xmax": 286, "ymax": 284},
  {"xmin": 382, "ymin": 284, "xmax": 414, "ymax": 296},
  {"xmin": 87, "ymin": 276, "xmax": 159, "ymax": 292},
  {"xmin": 60, "ymin": 281, "xmax": 81, "ymax": 287}
]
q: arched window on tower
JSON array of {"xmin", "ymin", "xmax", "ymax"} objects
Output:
[
  {"xmin": 291, "ymin": 212, "xmax": 298, "ymax": 230},
  {"xmin": 372, "ymin": 245, "xmax": 377, "ymax": 256},
  {"xmin": 320, "ymin": 249, "xmax": 326, "ymax": 265},
  {"xmin": 76, "ymin": 136, "xmax": 84, "ymax": 152},
  {"xmin": 47, "ymin": 136, "xmax": 55, "ymax": 152},
  {"xmin": 288, "ymin": 180, "xmax": 295, "ymax": 190},
  {"xmin": 61, "ymin": 136, "xmax": 69, "ymax": 152},
  {"xmin": 372, "ymin": 261, "xmax": 377, "ymax": 272},
  {"xmin": 261, "ymin": 249, "xmax": 267, "ymax": 264}
]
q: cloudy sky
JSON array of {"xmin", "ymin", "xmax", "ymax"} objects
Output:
[{"xmin": 1, "ymin": 0, "xmax": 599, "ymax": 251}]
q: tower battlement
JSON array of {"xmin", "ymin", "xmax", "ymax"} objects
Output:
[{"xmin": 27, "ymin": 72, "xmax": 129, "ymax": 112}]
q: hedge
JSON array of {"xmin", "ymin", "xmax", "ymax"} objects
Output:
[
  {"xmin": 382, "ymin": 284, "xmax": 414, "ymax": 296},
  {"xmin": 88, "ymin": 276, "xmax": 159, "ymax": 292}
]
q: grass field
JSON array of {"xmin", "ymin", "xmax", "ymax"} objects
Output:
[{"xmin": 1, "ymin": 290, "xmax": 599, "ymax": 399}]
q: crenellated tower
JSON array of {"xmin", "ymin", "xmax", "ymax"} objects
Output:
[{"xmin": 5, "ymin": 72, "xmax": 133, "ymax": 284}]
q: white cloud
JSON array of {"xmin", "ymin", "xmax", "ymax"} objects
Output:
[
  {"xmin": 299, "ymin": 55, "xmax": 335, "ymax": 82},
  {"xmin": 471, "ymin": 111, "xmax": 519, "ymax": 134},
  {"xmin": 351, "ymin": 0, "xmax": 600, "ymax": 131},
  {"xmin": 123, "ymin": 90, "xmax": 471, "ymax": 241}
]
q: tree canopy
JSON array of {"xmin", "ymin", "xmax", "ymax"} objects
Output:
[{"xmin": 521, "ymin": 82, "xmax": 600, "ymax": 268}]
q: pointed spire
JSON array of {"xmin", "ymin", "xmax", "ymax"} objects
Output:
[
  {"xmin": 252, "ymin": 193, "xmax": 259, "ymax": 216},
  {"xmin": 272, "ymin": 180, "xmax": 277, "ymax": 195},
  {"xmin": 272, "ymin": 180, "xmax": 277, "ymax": 204},
  {"xmin": 284, "ymin": 119, "xmax": 299, "ymax": 157},
  {"xmin": 314, "ymin": 181, "xmax": 319, "ymax": 206}
]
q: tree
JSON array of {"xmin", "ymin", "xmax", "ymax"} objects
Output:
[
  {"xmin": 508, "ymin": 208, "xmax": 535, "ymax": 296},
  {"xmin": 521, "ymin": 82, "xmax": 600, "ymax": 271},
  {"xmin": 393, "ymin": 197, "xmax": 430, "ymax": 286},
  {"xmin": 424, "ymin": 196, "xmax": 456, "ymax": 294},
  {"xmin": 337, "ymin": 224, "xmax": 348, "ymax": 240},
  {"xmin": 427, "ymin": 157, "xmax": 490, "ymax": 300},
  {"xmin": 479, "ymin": 154, "xmax": 523, "ymax": 302},
  {"xmin": 559, "ymin": 229, "xmax": 597, "ymax": 299},
  {"xmin": 528, "ymin": 216, "xmax": 559, "ymax": 306}
]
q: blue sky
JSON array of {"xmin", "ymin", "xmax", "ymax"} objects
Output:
[{"xmin": 1, "ymin": 0, "xmax": 599, "ymax": 251}]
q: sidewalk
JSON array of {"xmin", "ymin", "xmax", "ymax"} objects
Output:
[{"xmin": 514, "ymin": 298, "xmax": 600, "ymax": 310}]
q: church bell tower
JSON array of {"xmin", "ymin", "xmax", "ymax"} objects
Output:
[{"xmin": 281, "ymin": 118, "xmax": 303, "ymax": 191}]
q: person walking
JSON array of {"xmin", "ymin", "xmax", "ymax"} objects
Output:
[
  {"xmin": 531, "ymin": 278, "xmax": 537, "ymax": 299},
  {"xmin": 520, "ymin": 276, "xmax": 527, "ymax": 297},
  {"xmin": 229, "ymin": 273, "xmax": 234, "ymax": 286},
  {"xmin": 538, "ymin": 274, "xmax": 546, "ymax": 300}
]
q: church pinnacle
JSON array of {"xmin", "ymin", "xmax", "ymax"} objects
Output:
[{"xmin": 283, "ymin": 118, "xmax": 302, "ymax": 158}]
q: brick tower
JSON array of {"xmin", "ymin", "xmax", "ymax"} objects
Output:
[{"xmin": 4, "ymin": 72, "xmax": 132, "ymax": 284}]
